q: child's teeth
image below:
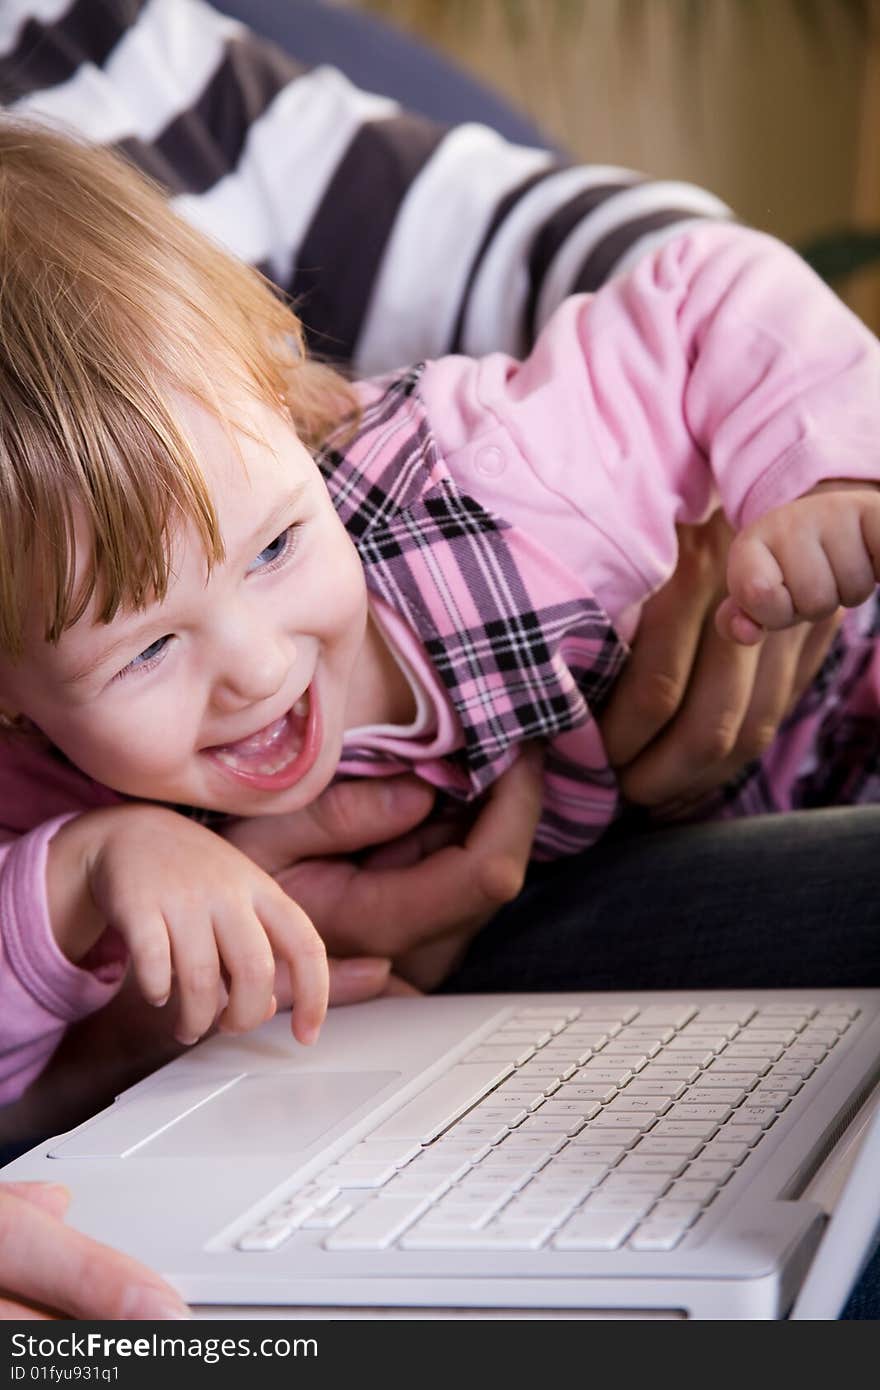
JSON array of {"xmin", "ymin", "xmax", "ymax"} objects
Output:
[{"xmin": 212, "ymin": 692, "xmax": 311, "ymax": 777}]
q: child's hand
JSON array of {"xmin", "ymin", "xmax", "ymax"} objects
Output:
[
  {"xmin": 716, "ymin": 481, "xmax": 880, "ymax": 646},
  {"xmin": 51, "ymin": 805, "xmax": 328, "ymax": 1047}
]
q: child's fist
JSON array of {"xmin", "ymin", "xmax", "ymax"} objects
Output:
[{"xmin": 717, "ymin": 481, "xmax": 880, "ymax": 645}]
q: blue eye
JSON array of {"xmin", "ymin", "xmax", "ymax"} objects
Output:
[
  {"xmin": 126, "ymin": 634, "xmax": 172, "ymax": 674},
  {"xmin": 248, "ymin": 525, "xmax": 297, "ymax": 573}
]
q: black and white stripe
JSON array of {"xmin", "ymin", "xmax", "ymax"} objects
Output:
[{"xmin": 1, "ymin": 0, "xmax": 735, "ymax": 370}]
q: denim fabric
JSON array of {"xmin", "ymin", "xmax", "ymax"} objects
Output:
[{"xmin": 444, "ymin": 806, "xmax": 880, "ymax": 991}]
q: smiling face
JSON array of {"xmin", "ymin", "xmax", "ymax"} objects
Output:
[{"xmin": 0, "ymin": 391, "xmax": 373, "ymax": 816}]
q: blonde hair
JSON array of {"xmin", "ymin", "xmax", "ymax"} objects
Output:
[{"xmin": 0, "ymin": 117, "xmax": 357, "ymax": 657}]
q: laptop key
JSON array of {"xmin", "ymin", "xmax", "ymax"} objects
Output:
[
  {"xmin": 598, "ymin": 1172, "xmax": 672, "ymax": 1196},
  {"xmin": 616, "ymin": 1153, "xmax": 687, "ymax": 1177},
  {"xmin": 699, "ymin": 1140, "xmax": 750, "ymax": 1165},
  {"xmin": 734, "ymin": 1106, "xmax": 780, "ymax": 1128},
  {"xmin": 690, "ymin": 1072, "xmax": 759, "ymax": 1090},
  {"xmin": 604, "ymin": 1094, "xmax": 672, "ymax": 1115},
  {"xmin": 625, "ymin": 1080, "xmax": 687, "ymax": 1099},
  {"xmin": 669, "ymin": 1179, "xmax": 720, "ymax": 1203},
  {"xmin": 586, "ymin": 1111, "xmax": 657, "ymax": 1132},
  {"xmin": 650, "ymin": 1120, "xmax": 718, "ymax": 1140},
  {"xmin": 366, "ymin": 1062, "xmax": 515, "ymax": 1143},
  {"xmin": 318, "ymin": 1162, "xmax": 399, "ymax": 1188},
  {"xmin": 664, "ymin": 1102, "xmax": 733, "ymax": 1123},
  {"xmin": 552, "ymin": 1211, "xmax": 638, "ymax": 1250},
  {"xmin": 323, "ymin": 1196, "xmax": 430, "ymax": 1249},
  {"xmin": 301, "ymin": 1201, "xmax": 354, "ymax": 1230},
  {"xmin": 555, "ymin": 1145, "xmax": 628, "ymax": 1165},
  {"xmin": 635, "ymin": 1006, "xmax": 697, "ymax": 1028},
  {"xmin": 579, "ymin": 1190, "xmax": 654, "ymax": 1215},
  {"xmin": 401, "ymin": 1222, "xmax": 554, "ymax": 1250},
  {"xmin": 722, "ymin": 1124, "xmax": 764, "ymax": 1146},
  {"xmin": 746, "ymin": 1088, "xmax": 794, "ymax": 1110},
  {"xmin": 630, "ymin": 1136, "xmax": 704, "ymax": 1160},
  {"xmin": 650, "ymin": 1199, "xmax": 702, "ymax": 1225},
  {"xmin": 697, "ymin": 1004, "xmax": 756, "ymax": 1024},
  {"xmin": 627, "ymin": 1222, "xmax": 687, "ymax": 1251}
]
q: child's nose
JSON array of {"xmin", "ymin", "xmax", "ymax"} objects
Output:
[{"xmin": 212, "ymin": 621, "xmax": 291, "ymax": 707}]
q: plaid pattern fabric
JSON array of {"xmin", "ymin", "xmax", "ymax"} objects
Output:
[
  {"xmin": 319, "ymin": 368, "xmax": 627, "ymax": 858},
  {"xmin": 320, "ymin": 368, "xmax": 880, "ymax": 859}
]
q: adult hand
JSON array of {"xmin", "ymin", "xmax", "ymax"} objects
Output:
[
  {"xmin": 224, "ymin": 747, "xmax": 544, "ymax": 991},
  {"xmin": 598, "ymin": 510, "xmax": 841, "ymax": 812},
  {"xmin": 0, "ymin": 1182, "xmax": 189, "ymax": 1320}
]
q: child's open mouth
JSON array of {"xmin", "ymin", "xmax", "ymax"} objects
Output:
[{"xmin": 206, "ymin": 688, "xmax": 319, "ymax": 789}]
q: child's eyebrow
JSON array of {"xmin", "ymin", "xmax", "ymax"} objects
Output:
[{"xmin": 62, "ymin": 484, "xmax": 308, "ymax": 686}]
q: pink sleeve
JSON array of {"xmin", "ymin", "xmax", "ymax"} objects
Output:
[
  {"xmin": 0, "ymin": 740, "xmax": 126, "ymax": 1104},
  {"xmin": 422, "ymin": 222, "xmax": 880, "ymax": 624}
]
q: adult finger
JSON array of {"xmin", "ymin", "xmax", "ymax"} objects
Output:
[
  {"xmin": 616, "ymin": 622, "xmax": 762, "ymax": 806},
  {"xmin": 789, "ymin": 610, "xmax": 842, "ymax": 712},
  {"xmin": 0, "ymin": 1190, "xmax": 190, "ymax": 1320},
  {"xmin": 1, "ymin": 1183, "xmax": 70, "ymax": 1221},
  {"xmin": 381, "ymin": 972, "xmax": 423, "ymax": 997},
  {"xmin": 361, "ymin": 744, "xmax": 543, "ymax": 944},
  {"xmin": 360, "ymin": 812, "xmax": 466, "ymax": 870},
  {"xmin": 599, "ymin": 549, "xmax": 713, "ymax": 768},
  {"xmin": 276, "ymin": 749, "xmax": 543, "ymax": 958},
  {"xmin": 0, "ymin": 1295, "xmax": 54, "ymax": 1319},
  {"xmin": 461, "ymin": 745, "xmax": 543, "ymax": 900},
  {"xmin": 327, "ymin": 957, "xmax": 393, "ymax": 1005},
  {"xmin": 275, "ymin": 956, "xmax": 393, "ymax": 1009},
  {"xmin": 279, "ymin": 846, "xmax": 491, "ymax": 960},
  {"xmin": 223, "ymin": 777, "xmax": 435, "ymax": 871},
  {"xmin": 650, "ymin": 623, "xmax": 806, "ymax": 809}
]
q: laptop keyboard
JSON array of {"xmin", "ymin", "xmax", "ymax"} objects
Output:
[{"xmin": 232, "ymin": 999, "xmax": 859, "ymax": 1255}]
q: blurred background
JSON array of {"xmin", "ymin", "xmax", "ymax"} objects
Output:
[{"xmin": 341, "ymin": 0, "xmax": 880, "ymax": 331}]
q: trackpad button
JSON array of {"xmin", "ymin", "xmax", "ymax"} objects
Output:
[{"xmin": 143, "ymin": 1071, "xmax": 401, "ymax": 1157}]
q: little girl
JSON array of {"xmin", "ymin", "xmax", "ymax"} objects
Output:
[{"xmin": 1, "ymin": 118, "xmax": 878, "ymax": 1098}]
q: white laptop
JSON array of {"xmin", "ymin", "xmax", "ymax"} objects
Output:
[{"xmin": 4, "ymin": 988, "xmax": 880, "ymax": 1320}]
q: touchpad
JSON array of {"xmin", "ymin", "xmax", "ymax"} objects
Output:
[{"xmin": 50, "ymin": 1072, "xmax": 400, "ymax": 1159}]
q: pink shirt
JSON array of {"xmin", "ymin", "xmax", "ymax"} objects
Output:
[{"xmin": 3, "ymin": 223, "xmax": 878, "ymax": 1101}]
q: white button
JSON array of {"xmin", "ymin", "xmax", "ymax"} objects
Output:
[{"xmin": 475, "ymin": 446, "xmax": 505, "ymax": 477}]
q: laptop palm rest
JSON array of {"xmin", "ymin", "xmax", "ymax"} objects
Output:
[{"xmin": 48, "ymin": 1071, "xmax": 400, "ymax": 1159}]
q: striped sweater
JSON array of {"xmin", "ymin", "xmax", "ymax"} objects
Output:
[{"xmin": 0, "ymin": 0, "xmax": 733, "ymax": 373}]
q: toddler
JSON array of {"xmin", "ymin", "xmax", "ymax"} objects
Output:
[{"xmin": 1, "ymin": 119, "xmax": 879, "ymax": 1096}]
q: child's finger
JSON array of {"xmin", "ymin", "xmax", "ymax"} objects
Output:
[
  {"xmin": 259, "ymin": 895, "xmax": 329, "ymax": 1047},
  {"xmin": 116, "ymin": 913, "xmax": 172, "ymax": 1008},
  {"xmin": 211, "ymin": 910, "xmax": 277, "ymax": 1034},
  {"xmin": 861, "ymin": 499, "xmax": 880, "ymax": 578},
  {"xmin": 714, "ymin": 595, "xmax": 766, "ymax": 646},
  {"xmin": 166, "ymin": 921, "xmax": 222, "ymax": 1045},
  {"xmin": 771, "ymin": 533, "xmax": 841, "ymax": 623},
  {"xmin": 726, "ymin": 532, "xmax": 793, "ymax": 630},
  {"xmin": 819, "ymin": 514, "xmax": 876, "ymax": 608}
]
